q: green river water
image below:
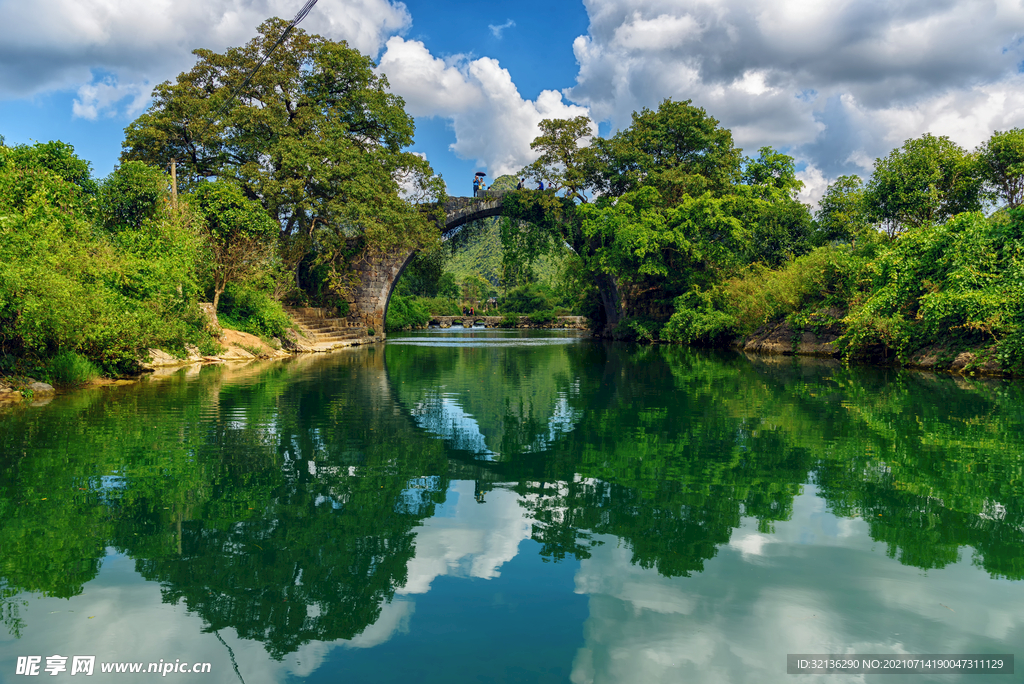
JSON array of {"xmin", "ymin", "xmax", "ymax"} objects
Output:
[{"xmin": 0, "ymin": 329, "xmax": 1021, "ymax": 683}]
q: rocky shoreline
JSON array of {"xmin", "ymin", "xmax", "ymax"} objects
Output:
[
  {"xmin": 3, "ymin": 313, "xmax": 1016, "ymax": 406},
  {"xmin": 0, "ymin": 322, "xmax": 380, "ymax": 405},
  {"xmin": 732, "ymin": 315, "xmax": 1012, "ymax": 377}
]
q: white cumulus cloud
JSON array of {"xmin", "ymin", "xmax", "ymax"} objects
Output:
[
  {"xmin": 0, "ymin": 0, "xmax": 412, "ymax": 118},
  {"xmin": 378, "ymin": 36, "xmax": 592, "ymax": 177},
  {"xmin": 565, "ymin": 0, "xmax": 1024, "ymax": 203}
]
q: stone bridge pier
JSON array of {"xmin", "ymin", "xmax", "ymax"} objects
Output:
[{"xmin": 342, "ymin": 193, "xmax": 506, "ymax": 333}]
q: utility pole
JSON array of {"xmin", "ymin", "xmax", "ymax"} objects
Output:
[{"xmin": 170, "ymin": 158, "xmax": 178, "ymax": 210}]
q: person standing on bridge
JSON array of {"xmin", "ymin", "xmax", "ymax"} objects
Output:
[{"xmin": 473, "ymin": 175, "xmax": 480, "ymax": 197}]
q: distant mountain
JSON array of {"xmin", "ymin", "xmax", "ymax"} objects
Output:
[{"xmin": 447, "ymin": 217, "xmax": 565, "ymax": 289}]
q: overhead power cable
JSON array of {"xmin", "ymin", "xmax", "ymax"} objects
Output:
[{"xmin": 193, "ymin": 0, "xmax": 320, "ymax": 145}]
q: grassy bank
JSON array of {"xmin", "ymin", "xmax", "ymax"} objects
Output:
[
  {"xmin": 0, "ymin": 140, "xmax": 293, "ymax": 386},
  {"xmin": 652, "ymin": 209, "xmax": 1024, "ymax": 374}
]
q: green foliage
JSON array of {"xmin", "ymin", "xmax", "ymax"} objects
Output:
[
  {"xmin": 978, "ymin": 128, "xmax": 1024, "ymax": 208},
  {"xmin": 661, "ymin": 207, "xmax": 1024, "ymax": 372},
  {"xmin": 864, "ymin": 133, "xmax": 984, "ymax": 237},
  {"xmin": 0, "ymin": 139, "xmax": 213, "ymax": 373},
  {"xmin": 501, "ymin": 283, "xmax": 557, "ymax": 314},
  {"xmin": 840, "ymin": 211, "xmax": 1024, "ymax": 362},
  {"xmin": 522, "ymin": 115, "xmax": 597, "ymax": 202},
  {"xmin": 593, "ymin": 98, "xmax": 742, "ymax": 200},
  {"xmin": 662, "ymin": 285, "xmax": 737, "ymax": 345},
  {"xmin": 717, "ymin": 246, "xmax": 868, "ymax": 335},
  {"xmin": 217, "ymin": 280, "xmax": 292, "ymax": 339},
  {"xmin": 7, "ymin": 140, "xmax": 98, "ymax": 197},
  {"xmin": 398, "ymin": 246, "xmax": 450, "ymax": 297},
  {"xmin": 741, "ymin": 146, "xmax": 804, "ymax": 200},
  {"xmin": 527, "ymin": 309, "xmax": 558, "ymax": 325},
  {"xmin": 615, "ymin": 317, "xmax": 666, "ymax": 342},
  {"xmin": 578, "ymin": 186, "xmax": 751, "ymax": 296},
  {"xmin": 385, "ymin": 293, "xmax": 430, "ymax": 331},
  {"xmin": 122, "ymin": 18, "xmax": 445, "ymax": 297},
  {"xmin": 188, "ymin": 179, "xmax": 278, "ymax": 312},
  {"xmin": 503, "ymin": 105, "xmax": 811, "ymax": 331},
  {"xmin": 42, "ymin": 350, "xmax": 100, "ymax": 387},
  {"xmin": 497, "ymin": 313, "xmax": 520, "ymax": 328},
  {"xmin": 446, "ymin": 216, "xmax": 564, "ymax": 291},
  {"xmin": 97, "ymin": 161, "xmax": 167, "ymax": 231},
  {"xmin": 437, "ymin": 272, "xmax": 459, "ymax": 300},
  {"xmin": 415, "ymin": 296, "xmax": 461, "ymax": 316},
  {"xmin": 189, "ymin": 180, "xmax": 278, "ymax": 242},
  {"xmin": 814, "ymin": 175, "xmax": 874, "ymax": 245}
]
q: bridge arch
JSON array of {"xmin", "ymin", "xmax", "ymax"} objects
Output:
[{"xmin": 344, "ymin": 194, "xmax": 506, "ymax": 333}]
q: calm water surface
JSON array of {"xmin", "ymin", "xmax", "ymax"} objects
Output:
[{"xmin": 1, "ymin": 329, "xmax": 1021, "ymax": 683}]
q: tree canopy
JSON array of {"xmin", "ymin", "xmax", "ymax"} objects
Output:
[
  {"xmin": 500, "ymin": 99, "xmax": 812, "ymax": 333},
  {"xmin": 122, "ymin": 17, "xmax": 445, "ymax": 296},
  {"xmin": 979, "ymin": 128, "xmax": 1024, "ymax": 209},
  {"xmin": 864, "ymin": 133, "xmax": 984, "ymax": 237}
]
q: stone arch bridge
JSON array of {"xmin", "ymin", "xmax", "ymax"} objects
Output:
[{"xmin": 344, "ymin": 193, "xmax": 505, "ymax": 333}]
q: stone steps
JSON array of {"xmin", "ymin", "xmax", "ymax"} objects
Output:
[{"xmin": 283, "ymin": 306, "xmax": 370, "ymax": 351}]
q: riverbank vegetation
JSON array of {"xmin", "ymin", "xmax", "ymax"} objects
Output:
[
  {"xmin": 0, "ymin": 139, "xmax": 219, "ymax": 380},
  {"xmin": 2, "ymin": 19, "xmax": 447, "ymax": 383},
  {"xmin": 501, "ymin": 102, "xmax": 1024, "ymax": 373}
]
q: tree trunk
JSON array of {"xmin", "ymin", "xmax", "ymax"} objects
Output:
[
  {"xmin": 594, "ymin": 271, "xmax": 621, "ymax": 336},
  {"xmin": 213, "ymin": 281, "xmax": 225, "ymax": 313}
]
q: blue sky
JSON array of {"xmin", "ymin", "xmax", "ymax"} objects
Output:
[{"xmin": 2, "ymin": 0, "xmax": 1024, "ymax": 205}]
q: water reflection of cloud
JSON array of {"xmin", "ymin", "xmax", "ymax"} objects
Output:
[
  {"xmin": 0, "ymin": 481, "xmax": 531, "ymax": 681},
  {"xmin": 409, "ymin": 388, "xmax": 581, "ymax": 458},
  {"xmin": 411, "ymin": 392, "xmax": 495, "ymax": 458},
  {"xmin": 0, "ymin": 554, "xmax": 343, "ymax": 683},
  {"xmin": 398, "ymin": 482, "xmax": 531, "ymax": 594},
  {"xmin": 570, "ymin": 489, "xmax": 1024, "ymax": 684}
]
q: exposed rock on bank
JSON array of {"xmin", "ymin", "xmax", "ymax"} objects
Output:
[
  {"xmin": 734, "ymin": 311, "xmax": 1013, "ymax": 377},
  {"xmin": 141, "ymin": 328, "xmax": 291, "ymax": 374},
  {"xmin": 737, "ymin": 308, "xmax": 843, "ymax": 357},
  {"xmin": 0, "ymin": 377, "xmax": 56, "ymax": 403}
]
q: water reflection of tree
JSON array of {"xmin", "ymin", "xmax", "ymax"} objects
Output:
[
  {"xmin": 0, "ymin": 354, "xmax": 450, "ymax": 656},
  {"xmin": 511, "ymin": 345, "xmax": 812, "ymax": 577},
  {"xmin": 428, "ymin": 343, "xmax": 1024, "ymax": 582},
  {"xmin": 2, "ymin": 341, "xmax": 1023, "ymax": 652}
]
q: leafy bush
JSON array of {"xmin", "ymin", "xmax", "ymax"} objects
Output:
[
  {"xmin": 716, "ymin": 245, "xmax": 868, "ymax": 335},
  {"xmin": 385, "ymin": 294, "xmax": 430, "ymax": 331},
  {"xmin": 0, "ymin": 142, "xmax": 215, "ymax": 374},
  {"xmin": 662, "ymin": 305, "xmax": 735, "ymax": 345},
  {"xmin": 840, "ymin": 211, "xmax": 1024, "ymax": 361},
  {"xmin": 528, "ymin": 309, "xmax": 558, "ymax": 325},
  {"xmin": 417, "ymin": 296, "xmax": 462, "ymax": 316},
  {"xmin": 613, "ymin": 317, "xmax": 666, "ymax": 342},
  {"xmin": 501, "ymin": 283, "xmax": 556, "ymax": 313},
  {"xmin": 497, "ymin": 314, "xmax": 520, "ymax": 328},
  {"xmin": 42, "ymin": 350, "xmax": 100, "ymax": 387},
  {"xmin": 217, "ymin": 281, "xmax": 291, "ymax": 339},
  {"xmin": 97, "ymin": 161, "xmax": 166, "ymax": 231}
]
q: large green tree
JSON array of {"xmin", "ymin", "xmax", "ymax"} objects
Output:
[
  {"xmin": 978, "ymin": 128, "xmax": 1024, "ymax": 209},
  {"xmin": 520, "ymin": 115, "xmax": 598, "ymax": 202},
  {"xmin": 188, "ymin": 180, "xmax": 278, "ymax": 312},
  {"xmin": 122, "ymin": 18, "xmax": 444, "ymax": 296},
  {"xmin": 813, "ymin": 175, "xmax": 872, "ymax": 245},
  {"xmin": 502, "ymin": 101, "xmax": 812, "ymax": 333},
  {"xmin": 864, "ymin": 133, "xmax": 984, "ymax": 237},
  {"xmin": 593, "ymin": 99, "xmax": 742, "ymax": 202}
]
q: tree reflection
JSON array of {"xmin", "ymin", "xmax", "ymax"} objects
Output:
[{"xmin": 1, "ymin": 340, "xmax": 1023, "ymax": 656}]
